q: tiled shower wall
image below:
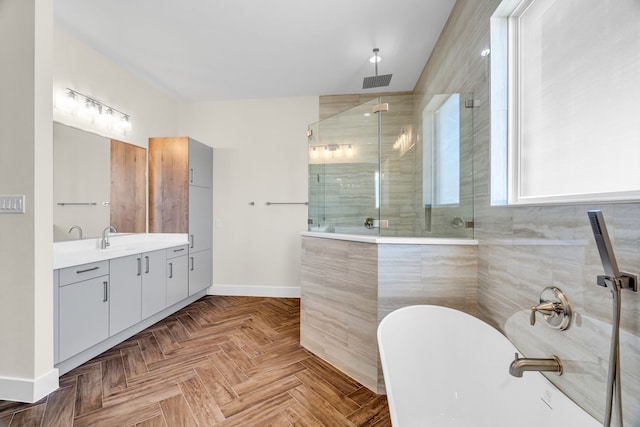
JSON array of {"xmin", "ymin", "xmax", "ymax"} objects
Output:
[
  {"xmin": 311, "ymin": 94, "xmax": 418, "ymax": 236},
  {"xmin": 314, "ymin": 92, "xmax": 474, "ymax": 238},
  {"xmin": 416, "ymin": 0, "xmax": 640, "ymax": 424}
]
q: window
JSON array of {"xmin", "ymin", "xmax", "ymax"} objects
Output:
[{"xmin": 491, "ymin": 0, "xmax": 640, "ymax": 204}]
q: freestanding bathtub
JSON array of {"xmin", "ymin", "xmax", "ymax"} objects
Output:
[{"xmin": 377, "ymin": 305, "xmax": 600, "ymax": 427}]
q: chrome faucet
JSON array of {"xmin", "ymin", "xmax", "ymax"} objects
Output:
[
  {"xmin": 509, "ymin": 353, "xmax": 562, "ymax": 377},
  {"xmin": 100, "ymin": 225, "xmax": 117, "ymax": 249},
  {"xmin": 68, "ymin": 225, "xmax": 83, "ymax": 240}
]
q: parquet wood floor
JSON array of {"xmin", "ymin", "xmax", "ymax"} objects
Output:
[{"xmin": 0, "ymin": 296, "xmax": 391, "ymax": 426}]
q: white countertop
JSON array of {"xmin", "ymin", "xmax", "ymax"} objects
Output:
[
  {"xmin": 54, "ymin": 233, "xmax": 190, "ymax": 269},
  {"xmin": 300, "ymin": 231, "xmax": 478, "ymax": 245}
]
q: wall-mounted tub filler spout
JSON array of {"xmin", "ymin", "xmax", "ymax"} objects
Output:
[
  {"xmin": 509, "ymin": 353, "xmax": 562, "ymax": 377},
  {"xmin": 100, "ymin": 225, "xmax": 117, "ymax": 249}
]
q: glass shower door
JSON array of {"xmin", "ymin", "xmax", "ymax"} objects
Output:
[
  {"xmin": 378, "ymin": 94, "xmax": 417, "ymax": 237},
  {"xmin": 307, "ymin": 98, "xmax": 380, "ymax": 234}
]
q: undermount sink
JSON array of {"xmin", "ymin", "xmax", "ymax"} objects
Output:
[{"xmin": 54, "ymin": 233, "xmax": 189, "ymax": 269}]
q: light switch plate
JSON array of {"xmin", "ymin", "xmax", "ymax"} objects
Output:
[{"xmin": 0, "ymin": 195, "xmax": 25, "ymax": 214}]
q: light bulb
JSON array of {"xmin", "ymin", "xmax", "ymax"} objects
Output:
[
  {"xmin": 63, "ymin": 90, "xmax": 79, "ymax": 111},
  {"xmin": 120, "ymin": 115, "xmax": 132, "ymax": 131}
]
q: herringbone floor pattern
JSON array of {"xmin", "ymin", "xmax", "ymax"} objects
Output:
[{"xmin": 0, "ymin": 296, "xmax": 391, "ymax": 426}]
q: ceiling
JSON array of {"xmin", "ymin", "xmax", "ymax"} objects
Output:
[{"xmin": 53, "ymin": 0, "xmax": 456, "ymax": 102}]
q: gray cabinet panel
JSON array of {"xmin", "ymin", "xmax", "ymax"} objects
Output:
[
  {"xmin": 141, "ymin": 249, "xmax": 167, "ymax": 319},
  {"xmin": 189, "ymin": 248, "xmax": 212, "ymax": 295},
  {"xmin": 188, "ymin": 139, "xmax": 213, "ymax": 188},
  {"xmin": 189, "ymin": 185, "xmax": 213, "ymax": 252},
  {"xmin": 167, "ymin": 254, "xmax": 188, "ymax": 306},
  {"xmin": 59, "ymin": 275, "xmax": 109, "ymax": 361},
  {"xmin": 109, "ymin": 255, "xmax": 143, "ymax": 335}
]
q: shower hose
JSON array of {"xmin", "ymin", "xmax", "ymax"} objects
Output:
[{"xmin": 603, "ymin": 277, "xmax": 623, "ymax": 427}]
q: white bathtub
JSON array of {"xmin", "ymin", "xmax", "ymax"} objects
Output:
[{"xmin": 377, "ymin": 305, "xmax": 600, "ymax": 427}]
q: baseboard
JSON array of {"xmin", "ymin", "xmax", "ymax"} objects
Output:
[
  {"xmin": 208, "ymin": 284, "xmax": 300, "ymax": 298},
  {"xmin": 0, "ymin": 368, "xmax": 59, "ymax": 403}
]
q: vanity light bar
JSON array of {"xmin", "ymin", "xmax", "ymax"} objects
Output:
[{"xmin": 64, "ymin": 88, "xmax": 132, "ymax": 131}]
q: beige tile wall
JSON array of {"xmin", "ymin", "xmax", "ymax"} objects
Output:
[
  {"xmin": 307, "ymin": 1, "xmax": 639, "ymax": 423},
  {"xmin": 300, "ymin": 235, "xmax": 478, "ymax": 393},
  {"xmin": 414, "ymin": 1, "xmax": 640, "ymax": 424}
]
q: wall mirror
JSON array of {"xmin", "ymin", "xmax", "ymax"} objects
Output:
[{"xmin": 53, "ymin": 122, "xmax": 146, "ymax": 242}]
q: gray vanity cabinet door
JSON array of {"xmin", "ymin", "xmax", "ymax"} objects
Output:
[
  {"xmin": 188, "ymin": 185, "xmax": 213, "ymax": 253},
  {"xmin": 189, "ymin": 248, "xmax": 212, "ymax": 295},
  {"xmin": 109, "ymin": 255, "xmax": 143, "ymax": 335},
  {"xmin": 141, "ymin": 249, "xmax": 167, "ymax": 319},
  {"xmin": 167, "ymin": 253, "xmax": 188, "ymax": 306},
  {"xmin": 188, "ymin": 139, "xmax": 213, "ymax": 188},
  {"xmin": 59, "ymin": 276, "xmax": 109, "ymax": 361}
]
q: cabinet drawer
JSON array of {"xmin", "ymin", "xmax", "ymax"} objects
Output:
[
  {"xmin": 167, "ymin": 244, "xmax": 189, "ymax": 259},
  {"xmin": 59, "ymin": 260, "xmax": 109, "ymax": 286}
]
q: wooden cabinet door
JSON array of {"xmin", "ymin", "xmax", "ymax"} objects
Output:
[
  {"xmin": 110, "ymin": 139, "xmax": 146, "ymax": 233},
  {"xmin": 109, "ymin": 255, "xmax": 142, "ymax": 335},
  {"xmin": 148, "ymin": 137, "xmax": 189, "ymax": 233},
  {"xmin": 189, "ymin": 248, "xmax": 212, "ymax": 295},
  {"xmin": 141, "ymin": 249, "xmax": 167, "ymax": 319},
  {"xmin": 59, "ymin": 276, "xmax": 109, "ymax": 361}
]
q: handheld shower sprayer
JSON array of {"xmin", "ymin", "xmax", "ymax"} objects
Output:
[
  {"xmin": 587, "ymin": 210, "xmax": 638, "ymax": 427},
  {"xmin": 587, "ymin": 210, "xmax": 638, "ymax": 291},
  {"xmin": 587, "ymin": 210, "xmax": 620, "ymax": 279}
]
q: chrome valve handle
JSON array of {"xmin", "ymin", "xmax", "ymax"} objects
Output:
[{"xmin": 529, "ymin": 287, "xmax": 572, "ymax": 330}]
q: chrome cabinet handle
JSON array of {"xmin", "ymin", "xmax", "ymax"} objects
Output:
[
  {"xmin": 169, "ymin": 262, "xmax": 173, "ymax": 279},
  {"xmin": 189, "ymin": 234, "xmax": 194, "ymax": 249},
  {"xmin": 137, "ymin": 257, "xmax": 142, "ymax": 276},
  {"xmin": 190, "ymin": 257, "xmax": 195, "ymax": 271},
  {"xmin": 145, "ymin": 256, "xmax": 150, "ymax": 274},
  {"xmin": 76, "ymin": 266, "xmax": 99, "ymax": 274},
  {"xmin": 173, "ymin": 247, "xmax": 185, "ymax": 253},
  {"xmin": 190, "ymin": 168, "xmax": 194, "ymax": 183},
  {"xmin": 103, "ymin": 281, "xmax": 108, "ymax": 302}
]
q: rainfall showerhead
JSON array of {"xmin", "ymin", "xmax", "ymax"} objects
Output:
[
  {"xmin": 363, "ymin": 74, "xmax": 393, "ymax": 89},
  {"xmin": 363, "ymin": 48, "xmax": 393, "ymax": 89}
]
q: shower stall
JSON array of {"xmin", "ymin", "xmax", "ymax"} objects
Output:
[{"xmin": 307, "ymin": 93, "xmax": 475, "ymax": 239}]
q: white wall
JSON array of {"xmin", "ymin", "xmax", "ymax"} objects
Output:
[
  {"xmin": 1, "ymin": 11, "xmax": 317, "ymax": 402},
  {"xmin": 53, "ymin": 26, "xmax": 320, "ymax": 294},
  {"xmin": 0, "ymin": 18, "xmax": 184, "ymax": 403},
  {"xmin": 179, "ymin": 97, "xmax": 318, "ymax": 296},
  {"xmin": 0, "ymin": 0, "xmax": 57, "ymax": 402},
  {"xmin": 53, "ymin": 26, "xmax": 181, "ymax": 147}
]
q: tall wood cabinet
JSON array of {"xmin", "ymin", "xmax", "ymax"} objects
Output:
[{"xmin": 149, "ymin": 137, "xmax": 213, "ymax": 296}]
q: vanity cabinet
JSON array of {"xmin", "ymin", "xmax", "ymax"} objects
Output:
[
  {"xmin": 141, "ymin": 249, "xmax": 167, "ymax": 319},
  {"xmin": 167, "ymin": 245, "xmax": 189, "ymax": 306},
  {"xmin": 149, "ymin": 136, "xmax": 213, "ymax": 295},
  {"xmin": 110, "ymin": 249, "xmax": 167, "ymax": 332},
  {"xmin": 54, "ymin": 238, "xmax": 206, "ymax": 376},
  {"xmin": 58, "ymin": 261, "xmax": 110, "ymax": 362},
  {"xmin": 109, "ymin": 255, "xmax": 143, "ymax": 335},
  {"xmin": 189, "ymin": 248, "xmax": 213, "ymax": 295}
]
